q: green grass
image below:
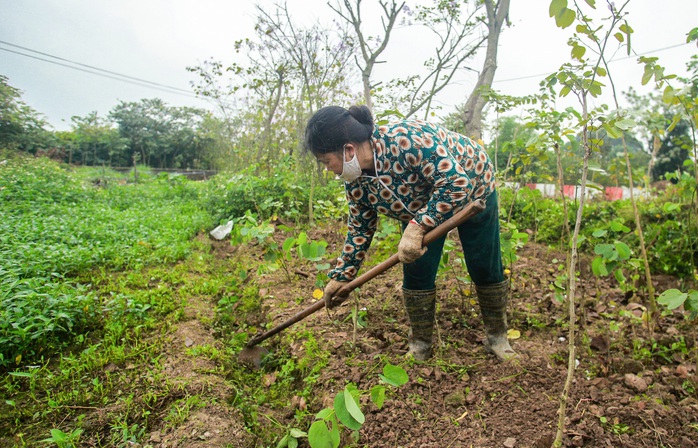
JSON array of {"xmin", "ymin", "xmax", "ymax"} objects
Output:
[{"xmin": 0, "ymin": 151, "xmax": 211, "ymax": 367}]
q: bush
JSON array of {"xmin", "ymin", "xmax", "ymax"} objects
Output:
[
  {"xmin": 499, "ymin": 185, "xmax": 697, "ymax": 279},
  {"xmin": 202, "ymin": 167, "xmax": 345, "ymax": 224}
]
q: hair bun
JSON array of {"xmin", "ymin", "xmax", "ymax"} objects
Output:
[{"xmin": 348, "ymin": 105, "xmax": 374, "ymax": 128}]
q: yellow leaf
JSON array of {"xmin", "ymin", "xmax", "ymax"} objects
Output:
[
  {"xmin": 470, "ymin": 298, "xmax": 477, "ymax": 306},
  {"xmin": 464, "ymin": 289, "xmax": 471, "ymax": 296},
  {"xmin": 507, "ymin": 329, "xmax": 521, "ymax": 340},
  {"xmin": 504, "ymin": 268, "xmax": 511, "ymax": 275},
  {"xmin": 313, "ymin": 288, "xmax": 324, "ymax": 300},
  {"xmin": 15, "ymin": 354, "xmax": 21, "ymax": 365}
]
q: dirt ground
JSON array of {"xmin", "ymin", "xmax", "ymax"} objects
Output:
[{"xmin": 125, "ymin": 225, "xmax": 697, "ymax": 447}]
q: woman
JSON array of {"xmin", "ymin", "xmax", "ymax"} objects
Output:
[{"xmin": 304, "ymin": 105, "xmax": 517, "ymax": 362}]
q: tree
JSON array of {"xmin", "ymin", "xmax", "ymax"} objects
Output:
[
  {"xmin": 109, "ymin": 99, "xmax": 213, "ymax": 169},
  {"xmin": 60, "ymin": 112, "xmax": 127, "ymax": 166},
  {"xmin": 461, "ymin": 0, "xmax": 511, "ymax": 139},
  {"xmin": 329, "ymin": 0, "xmax": 405, "ymax": 111},
  {"xmin": 253, "ymin": 2, "xmax": 357, "ymax": 113},
  {"xmin": 653, "ymin": 117, "xmax": 692, "ymax": 181},
  {"xmin": 0, "ymin": 75, "xmax": 54, "ymax": 153},
  {"xmin": 189, "ymin": 2, "xmax": 357, "ymax": 173}
]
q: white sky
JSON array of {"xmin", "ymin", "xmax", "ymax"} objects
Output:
[{"xmin": 1, "ymin": 0, "xmax": 696, "ymax": 131}]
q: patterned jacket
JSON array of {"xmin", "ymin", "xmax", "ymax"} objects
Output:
[{"xmin": 329, "ymin": 119, "xmax": 495, "ymax": 282}]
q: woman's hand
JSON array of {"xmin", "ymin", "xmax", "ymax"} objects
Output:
[
  {"xmin": 398, "ymin": 221, "xmax": 427, "ymax": 264},
  {"xmin": 322, "ymin": 279, "xmax": 349, "ymax": 309}
]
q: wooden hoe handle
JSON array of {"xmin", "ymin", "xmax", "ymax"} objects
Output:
[{"xmin": 245, "ymin": 198, "xmax": 486, "ymax": 348}]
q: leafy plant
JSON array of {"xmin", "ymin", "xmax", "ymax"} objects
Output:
[
  {"xmin": 589, "ymin": 219, "xmax": 639, "ymax": 291},
  {"xmin": 303, "ymin": 363, "xmax": 409, "ymax": 448},
  {"xmin": 658, "ymin": 289, "xmax": 698, "ymax": 319},
  {"xmin": 39, "ymin": 428, "xmax": 84, "ymax": 448}
]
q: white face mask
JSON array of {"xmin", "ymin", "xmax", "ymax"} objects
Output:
[{"xmin": 339, "ymin": 145, "xmax": 362, "ymax": 182}]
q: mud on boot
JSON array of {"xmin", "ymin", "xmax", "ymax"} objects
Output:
[
  {"xmin": 475, "ymin": 280, "xmax": 518, "ymax": 361},
  {"xmin": 402, "ymin": 288, "xmax": 436, "ymax": 361}
]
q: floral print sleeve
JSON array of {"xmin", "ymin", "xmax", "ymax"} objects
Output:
[{"xmin": 328, "ymin": 186, "xmax": 378, "ymax": 282}]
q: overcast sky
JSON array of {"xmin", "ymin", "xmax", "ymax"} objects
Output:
[{"xmin": 1, "ymin": 0, "xmax": 696, "ymax": 131}]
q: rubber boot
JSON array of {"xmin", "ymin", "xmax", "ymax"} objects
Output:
[
  {"xmin": 402, "ymin": 288, "xmax": 436, "ymax": 361},
  {"xmin": 475, "ymin": 280, "xmax": 518, "ymax": 361}
]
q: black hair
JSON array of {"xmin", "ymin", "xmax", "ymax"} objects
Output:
[{"xmin": 303, "ymin": 105, "xmax": 375, "ymax": 156}]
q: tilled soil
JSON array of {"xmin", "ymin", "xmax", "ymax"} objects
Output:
[{"xmin": 115, "ymin": 225, "xmax": 698, "ymax": 447}]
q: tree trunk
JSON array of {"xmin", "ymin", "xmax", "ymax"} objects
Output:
[
  {"xmin": 461, "ymin": 0, "xmax": 510, "ymax": 139},
  {"xmin": 647, "ymin": 134, "xmax": 661, "ymax": 182},
  {"xmin": 330, "ymin": 0, "xmax": 405, "ymax": 111}
]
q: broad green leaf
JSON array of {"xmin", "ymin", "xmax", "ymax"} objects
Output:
[
  {"xmin": 614, "ymin": 268, "xmax": 626, "ymax": 284},
  {"xmin": 685, "ymin": 291, "xmax": 698, "ymax": 312},
  {"xmin": 289, "ymin": 437, "xmax": 298, "ymax": 448},
  {"xmin": 370, "ymin": 385, "xmax": 386, "ymax": 409},
  {"xmin": 329, "ymin": 416, "xmax": 340, "ymax": 447},
  {"xmin": 610, "ymin": 221, "xmax": 630, "ymax": 233},
  {"xmin": 619, "ymin": 23, "xmax": 634, "ymax": 35},
  {"xmin": 614, "ymin": 32, "xmax": 624, "ymax": 43},
  {"xmin": 614, "ymin": 118, "xmax": 635, "ymax": 130},
  {"xmin": 657, "ymin": 289, "xmax": 687, "ymax": 310},
  {"xmin": 688, "ymin": 27, "xmax": 698, "ymax": 43},
  {"xmin": 333, "ymin": 392, "xmax": 362, "ymax": 430},
  {"xmin": 614, "ymin": 242, "xmax": 631, "ymax": 260},
  {"xmin": 595, "ymin": 66, "xmax": 607, "ymax": 77},
  {"xmin": 296, "ymin": 232, "xmax": 308, "ymax": 246},
  {"xmin": 308, "ymin": 421, "xmax": 334, "ymax": 448},
  {"xmin": 663, "ymin": 202, "xmax": 680, "ymax": 213},
  {"xmin": 667, "ymin": 114, "xmax": 680, "ymax": 132},
  {"xmin": 343, "ymin": 387, "xmax": 365, "ymax": 424},
  {"xmin": 556, "ymin": 8, "xmax": 576, "ymax": 29},
  {"xmin": 662, "ymin": 86, "xmax": 675, "ymax": 103},
  {"xmin": 641, "ymin": 66, "xmax": 654, "ymax": 85},
  {"xmin": 380, "ymin": 363, "xmax": 409, "ymax": 386},
  {"xmin": 572, "ymin": 45, "xmax": 586, "ymax": 61},
  {"xmin": 316, "ymin": 408, "xmax": 333, "ymax": 420},
  {"xmin": 592, "ymin": 229, "xmax": 607, "ymax": 238},
  {"xmin": 589, "ymin": 80, "xmax": 603, "ymax": 97},
  {"xmin": 276, "ymin": 434, "xmax": 289, "ymax": 448},
  {"xmin": 549, "ymin": 0, "xmax": 567, "ymax": 17},
  {"xmin": 594, "ymin": 244, "xmax": 615, "ymax": 259},
  {"xmin": 602, "ymin": 123, "xmax": 621, "ymax": 139},
  {"xmin": 282, "ymin": 237, "xmax": 296, "ymax": 253},
  {"xmin": 591, "ymin": 256, "xmax": 608, "ymax": 277},
  {"xmin": 584, "ymin": 0, "xmax": 596, "ymax": 7},
  {"xmin": 289, "ymin": 428, "xmax": 307, "ymax": 438}
]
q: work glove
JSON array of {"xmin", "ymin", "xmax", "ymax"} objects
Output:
[
  {"xmin": 322, "ymin": 279, "xmax": 349, "ymax": 309},
  {"xmin": 398, "ymin": 221, "xmax": 427, "ymax": 264}
]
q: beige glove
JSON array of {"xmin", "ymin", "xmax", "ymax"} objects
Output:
[
  {"xmin": 398, "ymin": 221, "xmax": 427, "ymax": 264},
  {"xmin": 322, "ymin": 279, "xmax": 349, "ymax": 309}
]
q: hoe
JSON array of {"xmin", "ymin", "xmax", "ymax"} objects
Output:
[{"xmin": 238, "ymin": 198, "xmax": 486, "ymax": 368}]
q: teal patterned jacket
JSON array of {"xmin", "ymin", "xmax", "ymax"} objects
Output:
[{"xmin": 329, "ymin": 119, "xmax": 495, "ymax": 282}]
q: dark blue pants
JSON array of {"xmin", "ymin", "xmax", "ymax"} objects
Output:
[{"xmin": 402, "ymin": 191, "xmax": 504, "ymax": 290}]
